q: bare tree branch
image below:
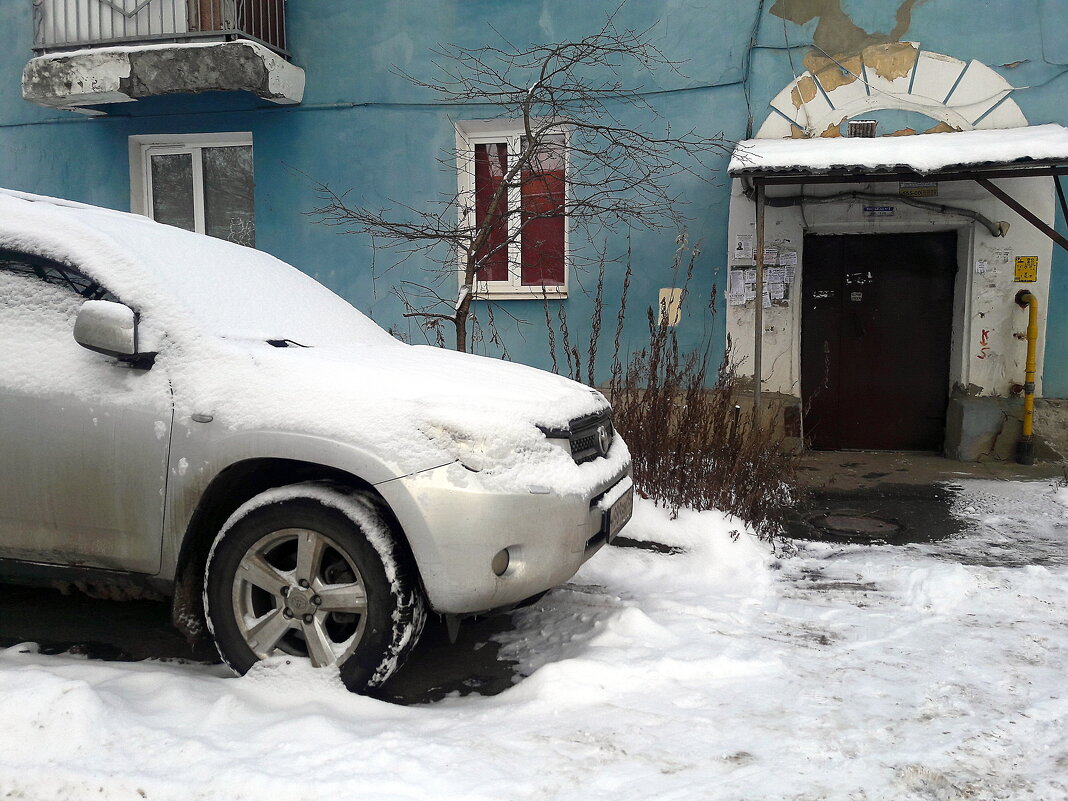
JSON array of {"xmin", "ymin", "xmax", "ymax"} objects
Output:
[{"xmin": 309, "ymin": 16, "xmax": 732, "ymax": 353}]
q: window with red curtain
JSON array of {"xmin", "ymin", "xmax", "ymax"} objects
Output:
[
  {"xmin": 520, "ymin": 134, "xmax": 566, "ymax": 286},
  {"xmin": 472, "ymin": 133, "xmax": 565, "ymax": 291},
  {"xmin": 474, "ymin": 142, "xmax": 509, "ymax": 282}
]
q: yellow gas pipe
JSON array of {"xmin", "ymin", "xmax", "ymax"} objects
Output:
[{"xmin": 1015, "ymin": 289, "xmax": 1039, "ymax": 465}]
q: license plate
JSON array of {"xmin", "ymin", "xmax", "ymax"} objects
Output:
[{"xmin": 606, "ymin": 485, "xmax": 634, "ymax": 542}]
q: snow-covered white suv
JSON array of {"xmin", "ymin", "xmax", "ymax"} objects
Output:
[{"xmin": 0, "ymin": 189, "xmax": 632, "ymax": 691}]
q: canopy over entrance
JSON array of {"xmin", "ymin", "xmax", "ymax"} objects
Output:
[
  {"xmin": 729, "ymin": 124, "xmax": 1068, "ymax": 181},
  {"xmin": 727, "ymin": 124, "xmax": 1068, "ymax": 433}
]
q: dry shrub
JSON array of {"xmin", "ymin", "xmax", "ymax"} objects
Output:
[
  {"xmin": 545, "ymin": 236, "xmax": 800, "ymax": 539},
  {"xmin": 610, "ymin": 338, "xmax": 800, "ymax": 540},
  {"xmin": 604, "ymin": 243, "xmax": 800, "ymax": 541}
]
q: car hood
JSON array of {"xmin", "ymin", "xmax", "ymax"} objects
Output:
[{"xmin": 165, "ymin": 335, "xmax": 615, "ymax": 482}]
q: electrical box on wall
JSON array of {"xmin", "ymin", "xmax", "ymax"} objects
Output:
[
  {"xmin": 658, "ymin": 288, "xmax": 683, "ymax": 326},
  {"xmin": 1014, "ymin": 256, "xmax": 1038, "ymax": 283}
]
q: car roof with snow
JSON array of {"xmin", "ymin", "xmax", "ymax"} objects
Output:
[{"xmin": 0, "ymin": 188, "xmax": 394, "ymax": 347}]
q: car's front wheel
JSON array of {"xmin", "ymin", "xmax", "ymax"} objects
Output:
[{"xmin": 203, "ymin": 484, "xmax": 425, "ymax": 692}]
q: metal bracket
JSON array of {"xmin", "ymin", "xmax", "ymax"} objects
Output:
[{"xmin": 976, "ymin": 177, "xmax": 1068, "ymax": 252}]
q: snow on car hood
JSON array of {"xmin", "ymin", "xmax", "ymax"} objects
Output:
[
  {"xmin": 0, "ymin": 189, "xmax": 626, "ymax": 490},
  {"xmin": 165, "ymin": 334, "xmax": 623, "ymax": 490}
]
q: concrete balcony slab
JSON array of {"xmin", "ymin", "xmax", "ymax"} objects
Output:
[{"xmin": 23, "ymin": 39, "xmax": 304, "ymax": 112}]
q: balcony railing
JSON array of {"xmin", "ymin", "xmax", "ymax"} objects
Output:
[{"xmin": 32, "ymin": 0, "xmax": 288, "ymax": 57}]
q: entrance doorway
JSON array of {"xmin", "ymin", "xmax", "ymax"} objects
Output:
[{"xmin": 800, "ymin": 232, "xmax": 958, "ymax": 451}]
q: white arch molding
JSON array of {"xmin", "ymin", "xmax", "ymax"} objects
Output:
[{"xmin": 756, "ymin": 43, "xmax": 1028, "ymax": 138}]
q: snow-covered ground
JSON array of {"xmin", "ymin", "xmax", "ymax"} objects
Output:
[{"xmin": 2, "ymin": 479, "xmax": 1066, "ymax": 801}]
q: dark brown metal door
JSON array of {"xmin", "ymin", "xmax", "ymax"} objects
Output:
[{"xmin": 801, "ymin": 232, "xmax": 957, "ymax": 450}]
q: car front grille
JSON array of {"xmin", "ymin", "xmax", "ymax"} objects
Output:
[{"xmin": 567, "ymin": 410, "xmax": 614, "ymax": 464}]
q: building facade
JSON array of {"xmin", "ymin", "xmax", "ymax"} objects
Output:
[{"xmin": 2, "ymin": 0, "xmax": 1067, "ymax": 459}]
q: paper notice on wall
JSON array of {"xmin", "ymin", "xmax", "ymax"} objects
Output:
[
  {"xmin": 779, "ymin": 250, "xmax": 798, "ymax": 266},
  {"xmin": 728, "ymin": 270, "xmax": 747, "ymax": 305},
  {"xmin": 762, "ymin": 247, "xmax": 779, "ymax": 265},
  {"xmin": 762, "ymin": 289, "xmax": 772, "ymax": 308},
  {"xmin": 745, "ymin": 282, "xmax": 757, "ymax": 301},
  {"xmin": 975, "ymin": 259, "xmax": 988, "ymax": 275},
  {"xmin": 784, "ymin": 266, "xmax": 796, "ymax": 284},
  {"xmin": 744, "ymin": 268, "xmax": 757, "ymax": 283},
  {"xmin": 768, "ymin": 267, "xmax": 785, "ymax": 285},
  {"xmin": 992, "ymin": 248, "xmax": 1013, "ymax": 266},
  {"xmin": 899, "ymin": 180, "xmax": 938, "ymax": 198},
  {"xmin": 768, "ymin": 282, "xmax": 786, "ymax": 300},
  {"xmin": 733, "ymin": 234, "xmax": 754, "ymax": 261}
]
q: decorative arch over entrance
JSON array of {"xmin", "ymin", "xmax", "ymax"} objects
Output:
[{"xmin": 756, "ymin": 44, "xmax": 1028, "ymax": 139}]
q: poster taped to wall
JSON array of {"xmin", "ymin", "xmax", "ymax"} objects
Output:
[{"xmin": 733, "ymin": 234, "xmax": 753, "ymax": 261}]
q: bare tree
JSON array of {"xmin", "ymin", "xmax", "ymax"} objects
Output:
[{"xmin": 310, "ymin": 16, "xmax": 731, "ymax": 353}]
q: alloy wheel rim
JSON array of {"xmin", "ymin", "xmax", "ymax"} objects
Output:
[{"xmin": 231, "ymin": 527, "xmax": 369, "ymax": 667}]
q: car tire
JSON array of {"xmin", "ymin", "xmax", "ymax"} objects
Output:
[{"xmin": 203, "ymin": 483, "xmax": 426, "ymax": 692}]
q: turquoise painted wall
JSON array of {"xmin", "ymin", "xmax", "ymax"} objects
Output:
[{"xmin": 1, "ymin": 0, "xmax": 1067, "ymax": 391}]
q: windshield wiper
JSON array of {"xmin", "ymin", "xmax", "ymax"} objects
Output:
[{"xmin": 266, "ymin": 339, "xmax": 310, "ymax": 348}]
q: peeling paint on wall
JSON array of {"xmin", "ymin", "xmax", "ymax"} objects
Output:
[
  {"xmin": 790, "ymin": 76, "xmax": 819, "ymax": 108},
  {"xmin": 771, "ymin": 1, "xmax": 947, "ymax": 139},
  {"xmin": 770, "ymin": 0, "xmax": 920, "ymax": 59},
  {"xmin": 922, "ymin": 121, "xmax": 960, "ymax": 134},
  {"xmin": 808, "ymin": 54, "xmax": 862, "ymax": 93}
]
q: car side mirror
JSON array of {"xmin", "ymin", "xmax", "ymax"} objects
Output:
[{"xmin": 74, "ymin": 300, "xmax": 147, "ymax": 362}]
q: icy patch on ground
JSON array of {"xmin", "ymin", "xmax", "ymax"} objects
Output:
[
  {"xmin": 2, "ymin": 493, "xmax": 1067, "ymax": 800},
  {"xmin": 946, "ymin": 478, "xmax": 1068, "ymax": 566}
]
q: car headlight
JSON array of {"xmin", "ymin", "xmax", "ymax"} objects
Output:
[
  {"xmin": 421, "ymin": 424, "xmax": 500, "ymax": 473},
  {"xmin": 422, "ymin": 423, "xmax": 573, "ymax": 474},
  {"xmin": 544, "ymin": 435, "xmax": 572, "ymax": 458}
]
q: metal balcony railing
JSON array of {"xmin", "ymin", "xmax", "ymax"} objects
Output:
[{"xmin": 32, "ymin": 0, "xmax": 288, "ymax": 58}]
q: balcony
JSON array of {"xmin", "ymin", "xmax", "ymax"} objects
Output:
[{"xmin": 23, "ymin": 0, "xmax": 304, "ymax": 113}]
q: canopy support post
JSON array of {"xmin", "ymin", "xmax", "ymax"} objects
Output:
[
  {"xmin": 1056, "ymin": 174, "xmax": 1068, "ymax": 228},
  {"xmin": 753, "ymin": 180, "xmax": 766, "ymax": 429}
]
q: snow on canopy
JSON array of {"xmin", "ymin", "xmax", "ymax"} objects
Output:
[{"xmin": 729, "ymin": 124, "xmax": 1068, "ymax": 176}]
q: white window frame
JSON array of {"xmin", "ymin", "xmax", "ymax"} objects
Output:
[
  {"xmin": 455, "ymin": 120, "xmax": 568, "ymax": 300},
  {"xmin": 128, "ymin": 132, "xmax": 253, "ymax": 236}
]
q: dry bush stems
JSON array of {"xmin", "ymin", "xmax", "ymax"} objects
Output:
[{"xmin": 558, "ymin": 237, "xmax": 800, "ymax": 540}]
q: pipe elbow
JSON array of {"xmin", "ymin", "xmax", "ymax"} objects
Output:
[{"xmin": 1015, "ymin": 289, "xmax": 1037, "ymax": 309}]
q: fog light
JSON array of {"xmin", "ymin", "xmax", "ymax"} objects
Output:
[{"xmin": 491, "ymin": 548, "xmax": 510, "ymax": 577}]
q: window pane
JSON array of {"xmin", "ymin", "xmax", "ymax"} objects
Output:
[
  {"xmin": 0, "ymin": 255, "xmax": 114, "ymax": 302},
  {"xmin": 474, "ymin": 142, "xmax": 509, "ymax": 282},
  {"xmin": 150, "ymin": 153, "xmax": 195, "ymax": 232},
  {"xmin": 521, "ymin": 134, "xmax": 565, "ymax": 286},
  {"xmin": 0, "ymin": 258, "xmax": 92, "ymax": 352},
  {"xmin": 203, "ymin": 145, "xmax": 256, "ymax": 247}
]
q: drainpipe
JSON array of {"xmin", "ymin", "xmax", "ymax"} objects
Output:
[{"xmin": 1014, "ymin": 289, "xmax": 1039, "ymax": 465}]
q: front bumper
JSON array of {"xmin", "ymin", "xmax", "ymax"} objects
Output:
[{"xmin": 375, "ymin": 457, "xmax": 632, "ymax": 615}]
